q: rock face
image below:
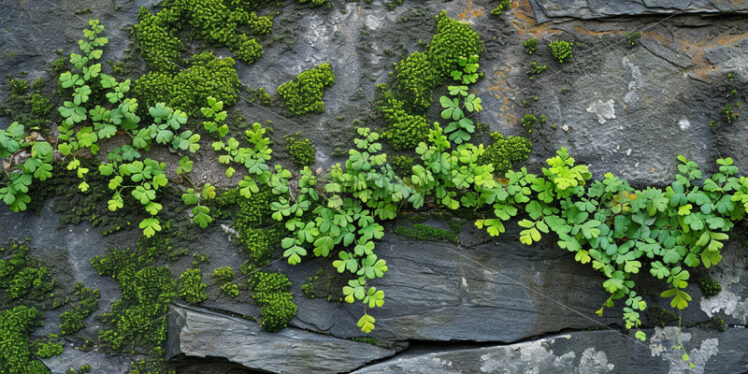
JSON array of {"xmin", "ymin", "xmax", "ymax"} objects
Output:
[
  {"xmin": 166, "ymin": 303, "xmax": 401, "ymax": 374},
  {"xmin": 352, "ymin": 327, "xmax": 748, "ymax": 374},
  {"xmin": 528, "ymin": 0, "xmax": 748, "ymax": 23}
]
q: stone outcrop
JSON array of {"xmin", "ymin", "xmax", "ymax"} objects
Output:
[{"xmin": 166, "ymin": 303, "xmax": 401, "ymax": 374}]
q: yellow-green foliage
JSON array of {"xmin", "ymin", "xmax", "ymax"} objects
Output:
[
  {"xmin": 0, "ymin": 241, "xmax": 53, "ymax": 300},
  {"xmin": 428, "ymin": 10, "xmax": 483, "ymax": 77},
  {"xmin": 391, "ymin": 155, "xmax": 415, "ymax": 177},
  {"xmin": 394, "ymin": 51, "xmax": 442, "ymax": 113},
  {"xmin": 134, "ymin": 51, "xmax": 241, "ymax": 115},
  {"xmin": 179, "ymin": 268, "xmax": 207, "ymax": 304},
  {"xmin": 248, "ymin": 271, "xmax": 297, "ymax": 332},
  {"xmin": 278, "ymin": 63, "xmax": 335, "ymax": 115},
  {"xmin": 211, "ymin": 266, "xmax": 234, "ymax": 282},
  {"xmin": 382, "ymin": 102, "xmax": 430, "ymax": 150},
  {"xmin": 477, "ymin": 132, "xmax": 532, "ymax": 176},
  {"xmin": 59, "ymin": 282, "xmax": 100, "ymax": 335},
  {"xmin": 132, "ymin": 7, "xmax": 184, "ymax": 72},
  {"xmin": 298, "ymin": 0, "xmax": 328, "ymax": 6},
  {"xmin": 286, "ymin": 133, "xmax": 316, "ymax": 166},
  {"xmin": 0, "ymin": 306, "xmax": 48, "ymax": 374},
  {"xmin": 91, "ymin": 246, "xmax": 177, "ymax": 353},
  {"xmin": 142, "ymin": 0, "xmax": 273, "ymax": 64},
  {"xmin": 239, "ymin": 228, "xmax": 276, "ymax": 263}
]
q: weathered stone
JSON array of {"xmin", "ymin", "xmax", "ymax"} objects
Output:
[
  {"xmin": 352, "ymin": 327, "xmax": 748, "ymax": 374},
  {"xmin": 166, "ymin": 303, "xmax": 401, "ymax": 374},
  {"xmin": 41, "ymin": 341, "xmax": 131, "ymax": 374},
  {"xmin": 529, "ymin": 0, "xmax": 748, "ymax": 23}
]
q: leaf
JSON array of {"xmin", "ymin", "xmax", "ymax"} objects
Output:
[
  {"xmin": 192, "ymin": 205, "xmax": 212, "ymax": 228},
  {"xmin": 357, "ymin": 314, "xmax": 376, "ymax": 333},
  {"xmin": 139, "ymin": 217, "xmax": 161, "ymax": 238}
]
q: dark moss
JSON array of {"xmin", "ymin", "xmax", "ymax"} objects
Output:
[
  {"xmin": 646, "ymin": 305, "xmax": 678, "ymax": 327},
  {"xmin": 696, "ymin": 275, "xmax": 722, "ymax": 298},
  {"xmin": 394, "ymin": 223, "xmax": 458, "ymax": 244},
  {"xmin": 301, "ymin": 267, "xmax": 345, "ymax": 302}
]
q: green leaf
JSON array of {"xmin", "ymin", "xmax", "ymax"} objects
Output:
[
  {"xmin": 192, "ymin": 205, "xmax": 212, "ymax": 228},
  {"xmin": 357, "ymin": 314, "xmax": 376, "ymax": 333},
  {"xmin": 139, "ymin": 217, "xmax": 161, "ymax": 238}
]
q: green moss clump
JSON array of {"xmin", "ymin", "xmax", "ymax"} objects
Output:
[
  {"xmin": 381, "ymin": 99, "xmax": 430, "ymax": 151},
  {"xmin": 248, "ymin": 271, "xmax": 297, "ymax": 332},
  {"xmin": 91, "ymin": 246, "xmax": 177, "ymax": 353},
  {"xmin": 394, "ymin": 51, "xmax": 442, "ymax": 113},
  {"xmin": 301, "ymin": 268, "xmax": 345, "ymax": 302},
  {"xmin": 298, "ymin": 0, "xmax": 328, "ymax": 6},
  {"xmin": 278, "ymin": 63, "xmax": 336, "ymax": 115},
  {"xmin": 286, "ymin": 133, "xmax": 317, "ymax": 166},
  {"xmin": 394, "ymin": 223, "xmax": 458, "ymax": 244},
  {"xmin": 0, "ymin": 306, "xmax": 48, "ymax": 374},
  {"xmin": 0, "ymin": 241, "xmax": 54, "ymax": 301},
  {"xmin": 34, "ymin": 340, "xmax": 63, "ymax": 358},
  {"xmin": 491, "ymin": 0, "xmax": 512, "ymax": 16},
  {"xmin": 239, "ymin": 227, "xmax": 276, "ymax": 263},
  {"xmin": 220, "ymin": 282, "xmax": 240, "ymax": 298},
  {"xmin": 646, "ymin": 305, "xmax": 678, "ymax": 327},
  {"xmin": 524, "ymin": 38, "xmax": 537, "ymax": 55},
  {"xmin": 549, "ymin": 40, "xmax": 573, "ymax": 63},
  {"xmin": 697, "ymin": 275, "xmax": 722, "ymax": 298},
  {"xmin": 212, "ymin": 266, "xmax": 235, "ymax": 283},
  {"xmin": 59, "ymin": 282, "xmax": 100, "ymax": 335},
  {"xmin": 391, "ymin": 155, "xmax": 415, "ymax": 178},
  {"xmin": 132, "ymin": 7, "xmax": 184, "ymax": 73},
  {"xmin": 133, "ymin": 51, "xmax": 241, "ymax": 116},
  {"xmin": 478, "ymin": 132, "xmax": 532, "ymax": 176},
  {"xmin": 0, "ymin": 77, "xmax": 56, "ymax": 132},
  {"xmin": 428, "ymin": 10, "xmax": 484, "ymax": 77},
  {"xmin": 179, "ymin": 268, "xmax": 207, "ymax": 304}
]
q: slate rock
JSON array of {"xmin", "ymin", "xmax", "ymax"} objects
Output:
[
  {"xmin": 352, "ymin": 327, "xmax": 748, "ymax": 374},
  {"xmin": 529, "ymin": 0, "xmax": 748, "ymax": 22},
  {"xmin": 166, "ymin": 302, "xmax": 401, "ymax": 374}
]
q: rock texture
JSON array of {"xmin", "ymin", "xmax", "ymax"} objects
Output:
[
  {"xmin": 528, "ymin": 0, "xmax": 748, "ymax": 23},
  {"xmin": 352, "ymin": 327, "xmax": 748, "ymax": 374},
  {"xmin": 166, "ymin": 303, "xmax": 401, "ymax": 374}
]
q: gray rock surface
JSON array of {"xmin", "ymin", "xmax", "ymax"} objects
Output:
[
  {"xmin": 529, "ymin": 0, "xmax": 748, "ymax": 23},
  {"xmin": 166, "ymin": 303, "xmax": 401, "ymax": 374},
  {"xmin": 352, "ymin": 327, "xmax": 748, "ymax": 374},
  {"xmin": 41, "ymin": 341, "xmax": 131, "ymax": 374}
]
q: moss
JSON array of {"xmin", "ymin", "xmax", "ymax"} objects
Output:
[
  {"xmin": 524, "ymin": 38, "xmax": 537, "ymax": 55},
  {"xmin": 132, "ymin": 7, "xmax": 184, "ymax": 73},
  {"xmin": 696, "ymin": 275, "xmax": 722, "ymax": 298},
  {"xmin": 391, "ymin": 155, "xmax": 415, "ymax": 178},
  {"xmin": 646, "ymin": 305, "xmax": 678, "ymax": 327},
  {"xmin": 277, "ymin": 63, "xmax": 336, "ymax": 115},
  {"xmin": 394, "ymin": 51, "xmax": 442, "ymax": 113},
  {"xmin": 286, "ymin": 133, "xmax": 316, "ymax": 166},
  {"xmin": 133, "ymin": 51, "xmax": 241, "ymax": 116},
  {"xmin": 0, "ymin": 306, "xmax": 48, "ymax": 374},
  {"xmin": 490, "ymin": 0, "xmax": 512, "ymax": 16},
  {"xmin": 212, "ymin": 266, "xmax": 235, "ymax": 283},
  {"xmin": 59, "ymin": 282, "xmax": 100, "ymax": 335},
  {"xmin": 380, "ymin": 96, "xmax": 430, "ymax": 150},
  {"xmin": 301, "ymin": 267, "xmax": 345, "ymax": 302},
  {"xmin": 0, "ymin": 77, "xmax": 57, "ymax": 133},
  {"xmin": 0, "ymin": 241, "xmax": 54, "ymax": 301},
  {"xmin": 248, "ymin": 271, "xmax": 297, "ymax": 331},
  {"xmin": 394, "ymin": 223, "xmax": 458, "ymax": 244},
  {"xmin": 220, "ymin": 282, "xmax": 240, "ymax": 298},
  {"xmin": 427, "ymin": 11, "xmax": 483, "ymax": 77},
  {"xmin": 477, "ymin": 132, "xmax": 532, "ymax": 176},
  {"xmin": 549, "ymin": 40, "xmax": 573, "ymax": 63},
  {"xmin": 179, "ymin": 268, "xmax": 207, "ymax": 304}
]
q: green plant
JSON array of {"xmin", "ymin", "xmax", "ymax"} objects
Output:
[
  {"xmin": 212, "ymin": 266, "xmax": 235, "ymax": 282},
  {"xmin": 521, "ymin": 113, "xmax": 537, "ymax": 132},
  {"xmin": 0, "ymin": 306, "xmax": 48, "ymax": 374},
  {"xmin": 286, "ymin": 133, "xmax": 316, "ymax": 166},
  {"xmin": 722, "ymin": 103, "xmax": 739, "ymax": 124},
  {"xmin": 696, "ymin": 275, "xmax": 722, "ymax": 298},
  {"xmin": 248, "ymin": 271, "xmax": 297, "ymax": 331},
  {"xmin": 391, "ymin": 155, "xmax": 416, "ymax": 178},
  {"xmin": 381, "ymin": 100, "xmax": 430, "ymax": 150},
  {"xmin": 626, "ymin": 32, "xmax": 641, "ymax": 47},
  {"xmin": 477, "ymin": 132, "xmax": 532, "ymax": 176},
  {"xmin": 450, "ymin": 55, "xmax": 480, "ymax": 85},
  {"xmin": 0, "ymin": 122, "xmax": 54, "ymax": 212},
  {"xmin": 549, "ymin": 40, "xmax": 573, "ymax": 63},
  {"xmin": 220, "ymin": 282, "xmax": 240, "ymax": 298},
  {"xmin": 527, "ymin": 61, "xmax": 547, "ymax": 79},
  {"xmin": 179, "ymin": 268, "xmax": 207, "ymax": 304},
  {"xmin": 59, "ymin": 282, "xmax": 100, "ymax": 335},
  {"xmin": 491, "ymin": 0, "xmax": 512, "ymax": 16},
  {"xmin": 523, "ymin": 38, "xmax": 537, "ymax": 55},
  {"xmin": 440, "ymin": 85, "xmax": 482, "ymax": 144},
  {"xmin": 394, "ymin": 223, "xmax": 458, "ymax": 243},
  {"xmin": 277, "ymin": 63, "xmax": 335, "ymax": 115},
  {"xmin": 394, "ymin": 51, "xmax": 442, "ymax": 113},
  {"xmin": 428, "ymin": 11, "xmax": 483, "ymax": 77}
]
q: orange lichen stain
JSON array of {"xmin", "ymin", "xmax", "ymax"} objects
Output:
[
  {"xmin": 675, "ymin": 31, "xmax": 748, "ymax": 80},
  {"xmin": 489, "ymin": 86, "xmax": 502, "ymax": 91},
  {"xmin": 506, "ymin": 113, "xmax": 518, "ymax": 126},
  {"xmin": 650, "ymin": 167, "xmax": 655, "ymax": 172},
  {"xmin": 458, "ymin": 0, "xmax": 485, "ymax": 20}
]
